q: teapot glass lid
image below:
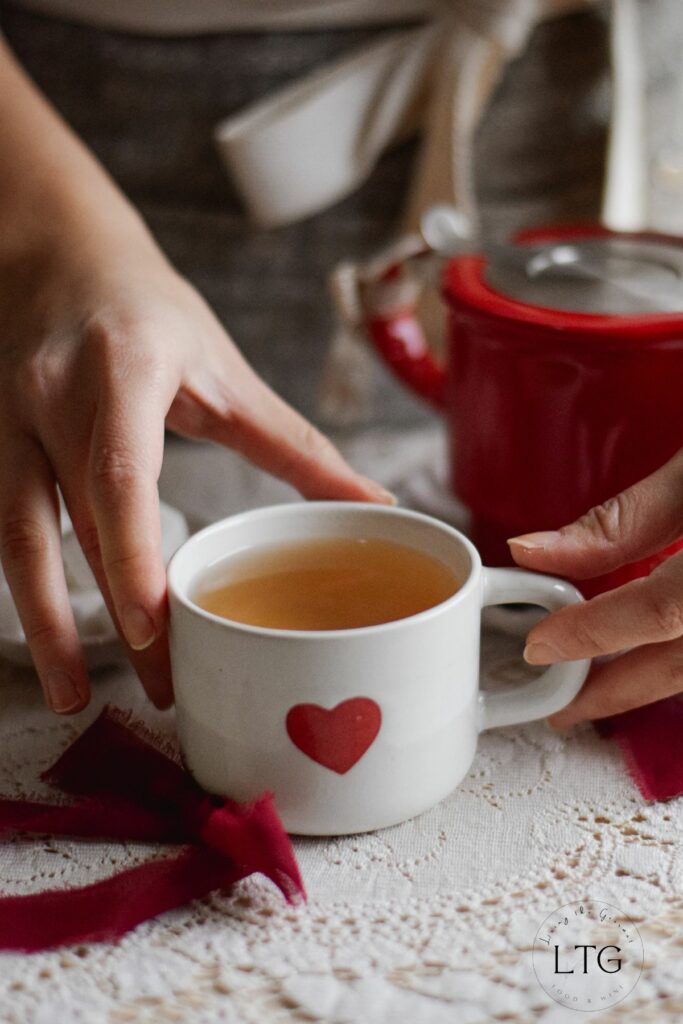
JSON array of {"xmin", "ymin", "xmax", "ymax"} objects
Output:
[{"xmin": 484, "ymin": 236, "xmax": 683, "ymax": 315}]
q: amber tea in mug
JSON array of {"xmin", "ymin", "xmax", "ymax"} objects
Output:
[{"xmin": 193, "ymin": 537, "xmax": 460, "ymax": 631}]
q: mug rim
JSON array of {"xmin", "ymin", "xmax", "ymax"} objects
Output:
[{"xmin": 167, "ymin": 501, "xmax": 482, "ymax": 641}]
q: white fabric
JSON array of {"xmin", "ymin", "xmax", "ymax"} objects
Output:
[{"xmin": 0, "ymin": 429, "xmax": 681, "ymax": 1023}]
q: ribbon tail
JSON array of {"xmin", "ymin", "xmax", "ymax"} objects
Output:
[
  {"xmin": 4, "ymin": 707, "xmax": 187, "ymax": 845},
  {"xmin": 0, "ymin": 711, "xmax": 304, "ymax": 952},
  {"xmin": 318, "ymin": 261, "xmax": 379, "ymax": 426},
  {"xmin": 42, "ymin": 708, "xmax": 199, "ymax": 815},
  {"xmin": 597, "ymin": 696, "xmax": 683, "ymax": 802},
  {"xmin": 201, "ymin": 795, "xmax": 305, "ymax": 903},
  {"xmin": 0, "ymin": 847, "xmax": 237, "ymax": 953},
  {"xmin": 0, "ymin": 796, "xmax": 184, "ymax": 843}
]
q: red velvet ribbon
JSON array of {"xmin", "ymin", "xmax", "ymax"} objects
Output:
[{"xmin": 0, "ymin": 708, "xmax": 304, "ymax": 952}]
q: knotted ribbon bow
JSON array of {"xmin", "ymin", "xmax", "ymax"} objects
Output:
[{"xmin": 0, "ymin": 708, "xmax": 304, "ymax": 952}]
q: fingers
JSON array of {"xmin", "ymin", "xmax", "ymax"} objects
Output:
[
  {"xmin": 548, "ymin": 634, "xmax": 683, "ymax": 728},
  {"xmin": 173, "ymin": 362, "xmax": 395, "ymax": 504},
  {"xmin": 85, "ymin": 379, "xmax": 174, "ymax": 707},
  {"xmin": 508, "ymin": 448, "xmax": 683, "ymax": 580},
  {"xmin": 507, "ymin": 449, "xmax": 683, "ymax": 728},
  {"xmin": 0, "ymin": 434, "xmax": 89, "ymax": 713},
  {"xmin": 58, "ymin": 473, "xmax": 174, "ymax": 711},
  {"xmin": 36, "ymin": 329, "xmax": 176, "ymax": 710},
  {"xmin": 524, "ymin": 548, "xmax": 683, "ymax": 665}
]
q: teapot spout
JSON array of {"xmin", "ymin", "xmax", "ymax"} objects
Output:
[{"xmin": 368, "ymin": 311, "xmax": 447, "ymax": 412}]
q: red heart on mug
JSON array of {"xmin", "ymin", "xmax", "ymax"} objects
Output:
[{"xmin": 286, "ymin": 698, "xmax": 382, "ymax": 774}]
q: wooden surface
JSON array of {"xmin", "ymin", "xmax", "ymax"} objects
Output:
[{"xmin": 1, "ymin": 2, "xmax": 611, "ymax": 427}]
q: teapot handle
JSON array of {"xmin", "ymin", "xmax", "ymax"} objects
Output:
[
  {"xmin": 367, "ymin": 307, "xmax": 447, "ymax": 411},
  {"xmin": 332, "ymin": 233, "xmax": 448, "ymax": 411}
]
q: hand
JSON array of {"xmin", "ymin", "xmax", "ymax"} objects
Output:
[
  {"xmin": 508, "ymin": 449, "xmax": 683, "ymax": 728},
  {"xmin": 0, "ymin": 218, "xmax": 392, "ymax": 716}
]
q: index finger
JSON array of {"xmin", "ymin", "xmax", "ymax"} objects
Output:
[
  {"xmin": 524, "ymin": 548, "xmax": 683, "ymax": 665},
  {"xmin": 508, "ymin": 449, "xmax": 683, "ymax": 579},
  {"xmin": 176, "ymin": 360, "xmax": 395, "ymax": 503}
]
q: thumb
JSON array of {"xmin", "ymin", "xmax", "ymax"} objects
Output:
[{"xmin": 507, "ymin": 449, "xmax": 683, "ymax": 580}]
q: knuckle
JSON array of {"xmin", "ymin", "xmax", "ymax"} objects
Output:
[
  {"xmin": 578, "ymin": 486, "xmax": 645, "ymax": 552},
  {"xmin": 24, "ymin": 619, "xmax": 64, "ymax": 647},
  {"xmin": 647, "ymin": 588, "xmax": 683, "ymax": 640},
  {"xmin": 14, "ymin": 352, "xmax": 58, "ymax": 405},
  {"xmin": 582, "ymin": 494, "xmax": 629, "ymax": 546},
  {"xmin": 102, "ymin": 547, "xmax": 146, "ymax": 574},
  {"xmin": 167, "ymin": 388, "xmax": 205, "ymax": 437},
  {"xmin": 565, "ymin": 613, "xmax": 607, "ymax": 657},
  {"xmin": 82, "ymin": 317, "xmax": 164, "ymax": 387},
  {"xmin": 199, "ymin": 384, "xmax": 240, "ymax": 433},
  {"xmin": 0, "ymin": 515, "xmax": 49, "ymax": 567},
  {"xmin": 134, "ymin": 352, "xmax": 166, "ymax": 393},
  {"xmin": 91, "ymin": 442, "xmax": 139, "ymax": 493},
  {"xmin": 182, "ymin": 368, "xmax": 242, "ymax": 426},
  {"xmin": 82, "ymin": 318, "xmax": 126, "ymax": 364}
]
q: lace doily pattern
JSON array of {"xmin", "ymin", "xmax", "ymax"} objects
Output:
[{"xmin": 1, "ymin": 635, "xmax": 682, "ymax": 1023}]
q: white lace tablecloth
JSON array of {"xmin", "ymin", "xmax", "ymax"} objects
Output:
[{"xmin": 1, "ymin": 428, "xmax": 682, "ymax": 1024}]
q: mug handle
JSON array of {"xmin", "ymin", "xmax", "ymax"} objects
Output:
[{"xmin": 478, "ymin": 567, "xmax": 590, "ymax": 731}]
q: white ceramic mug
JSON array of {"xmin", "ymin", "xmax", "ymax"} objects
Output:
[{"xmin": 168, "ymin": 503, "xmax": 589, "ymax": 835}]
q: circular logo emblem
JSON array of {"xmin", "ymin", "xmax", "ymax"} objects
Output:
[{"xmin": 533, "ymin": 900, "xmax": 643, "ymax": 1012}]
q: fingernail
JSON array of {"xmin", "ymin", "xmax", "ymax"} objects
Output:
[
  {"xmin": 122, "ymin": 605, "xmax": 156, "ymax": 650},
  {"xmin": 45, "ymin": 668, "xmax": 84, "ymax": 714},
  {"xmin": 363, "ymin": 479, "xmax": 398, "ymax": 506},
  {"xmin": 508, "ymin": 531, "xmax": 562, "ymax": 552},
  {"xmin": 524, "ymin": 640, "xmax": 562, "ymax": 665}
]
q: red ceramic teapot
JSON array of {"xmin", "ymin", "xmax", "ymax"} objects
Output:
[{"xmin": 363, "ymin": 221, "xmax": 683, "ymax": 597}]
